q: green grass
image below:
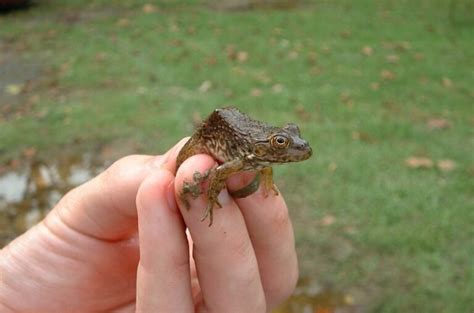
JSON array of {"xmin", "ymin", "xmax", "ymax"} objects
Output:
[{"xmin": 1, "ymin": 0, "xmax": 473, "ymax": 312}]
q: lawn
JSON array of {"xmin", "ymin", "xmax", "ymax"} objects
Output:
[{"xmin": 1, "ymin": 0, "xmax": 473, "ymax": 312}]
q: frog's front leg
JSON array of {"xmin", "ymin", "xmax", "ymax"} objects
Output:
[
  {"xmin": 261, "ymin": 166, "xmax": 279, "ymax": 197},
  {"xmin": 201, "ymin": 158, "xmax": 244, "ymax": 226}
]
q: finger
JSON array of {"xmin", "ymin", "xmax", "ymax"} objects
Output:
[
  {"xmin": 175, "ymin": 155, "xmax": 266, "ymax": 313},
  {"xmin": 227, "ymin": 174, "xmax": 299, "ymax": 310},
  {"xmin": 44, "ymin": 138, "xmax": 189, "ymax": 241},
  {"xmin": 136, "ymin": 169, "xmax": 194, "ymax": 312}
]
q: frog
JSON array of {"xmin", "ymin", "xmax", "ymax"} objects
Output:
[{"xmin": 176, "ymin": 107, "xmax": 312, "ymax": 226}]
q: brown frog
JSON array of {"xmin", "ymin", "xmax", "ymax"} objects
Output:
[{"xmin": 176, "ymin": 107, "xmax": 312, "ymax": 226}]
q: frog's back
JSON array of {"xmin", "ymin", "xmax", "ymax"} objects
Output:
[
  {"xmin": 204, "ymin": 107, "xmax": 275, "ymax": 138},
  {"xmin": 198, "ymin": 107, "xmax": 274, "ymax": 161}
]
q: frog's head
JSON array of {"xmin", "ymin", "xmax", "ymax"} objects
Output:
[{"xmin": 252, "ymin": 123, "xmax": 312, "ymax": 163}]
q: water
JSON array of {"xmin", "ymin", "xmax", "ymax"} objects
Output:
[{"xmin": 0, "ymin": 153, "xmax": 107, "ymax": 246}]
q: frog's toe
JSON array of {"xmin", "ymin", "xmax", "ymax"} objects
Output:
[
  {"xmin": 200, "ymin": 203, "xmax": 214, "ymax": 226},
  {"xmin": 271, "ymin": 184, "xmax": 279, "ymax": 196}
]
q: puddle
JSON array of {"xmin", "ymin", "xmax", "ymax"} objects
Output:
[{"xmin": 0, "ymin": 153, "xmax": 108, "ymax": 247}]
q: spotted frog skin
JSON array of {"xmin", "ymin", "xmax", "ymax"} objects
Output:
[{"xmin": 176, "ymin": 107, "xmax": 312, "ymax": 226}]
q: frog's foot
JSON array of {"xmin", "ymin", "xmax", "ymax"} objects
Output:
[
  {"xmin": 200, "ymin": 196, "xmax": 222, "ymax": 226},
  {"xmin": 180, "ymin": 170, "xmax": 210, "ymax": 210}
]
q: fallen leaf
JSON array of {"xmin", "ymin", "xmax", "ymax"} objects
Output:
[
  {"xmin": 321, "ymin": 45, "xmax": 331, "ymax": 54},
  {"xmin": 294, "ymin": 104, "xmax": 310, "ymax": 121},
  {"xmin": 442, "ymin": 77, "xmax": 453, "ymax": 88},
  {"xmin": 205, "ymin": 55, "xmax": 217, "ymax": 66},
  {"xmin": 136, "ymin": 86, "xmax": 147, "ymax": 94},
  {"xmin": 361, "ymin": 46, "xmax": 373, "ymax": 56},
  {"xmin": 370, "ymin": 82, "xmax": 380, "ymax": 90},
  {"xmin": 437, "ymin": 159, "xmax": 456, "ymax": 172},
  {"xmin": 385, "ymin": 54, "xmax": 400, "ymax": 63},
  {"xmin": 198, "ymin": 80, "xmax": 212, "ymax": 93},
  {"xmin": 250, "ymin": 88, "xmax": 262, "ymax": 97},
  {"xmin": 328, "ymin": 162, "xmax": 337, "ymax": 172},
  {"xmin": 117, "ymin": 18, "xmax": 129, "ymax": 27},
  {"xmin": 310, "ymin": 66, "xmax": 322, "ymax": 75},
  {"xmin": 272, "ymin": 84, "xmax": 283, "ymax": 93},
  {"xmin": 427, "ymin": 118, "xmax": 451, "ymax": 130},
  {"xmin": 307, "ymin": 51, "xmax": 318, "ymax": 64},
  {"xmin": 381, "ymin": 69, "xmax": 396, "ymax": 80},
  {"xmin": 405, "ymin": 157, "xmax": 433, "ymax": 169},
  {"xmin": 321, "ymin": 214, "xmax": 336, "ymax": 226},
  {"xmin": 237, "ymin": 51, "xmax": 248, "ymax": 63},
  {"xmin": 414, "ymin": 53, "xmax": 425, "ymax": 61},
  {"xmin": 288, "ymin": 50, "xmax": 298, "ymax": 59},
  {"xmin": 143, "ymin": 3, "xmax": 157, "ymax": 13},
  {"xmin": 340, "ymin": 30, "xmax": 351, "ymax": 38},
  {"xmin": 5, "ymin": 84, "xmax": 22, "ymax": 95},
  {"xmin": 95, "ymin": 52, "xmax": 107, "ymax": 62}
]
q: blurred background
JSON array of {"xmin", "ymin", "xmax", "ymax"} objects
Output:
[{"xmin": 0, "ymin": 0, "xmax": 473, "ymax": 312}]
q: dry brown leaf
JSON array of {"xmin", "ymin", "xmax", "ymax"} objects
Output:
[
  {"xmin": 237, "ymin": 51, "xmax": 248, "ymax": 63},
  {"xmin": 288, "ymin": 50, "xmax": 298, "ymax": 59},
  {"xmin": 361, "ymin": 46, "xmax": 373, "ymax": 56},
  {"xmin": 381, "ymin": 69, "xmax": 396, "ymax": 80},
  {"xmin": 143, "ymin": 3, "xmax": 157, "ymax": 13},
  {"xmin": 414, "ymin": 53, "xmax": 425, "ymax": 61},
  {"xmin": 272, "ymin": 84, "xmax": 283, "ymax": 93},
  {"xmin": 442, "ymin": 77, "xmax": 453, "ymax": 88},
  {"xmin": 294, "ymin": 104, "xmax": 310, "ymax": 121},
  {"xmin": 95, "ymin": 52, "xmax": 107, "ymax": 62},
  {"xmin": 117, "ymin": 18, "xmax": 129, "ymax": 27},
  {"xmin": 198, "ymin": 80, "xmax": 212, "ymax": 93},
  {"xmin": 437, "ymin": 159, "xmax": 456, "ymax": 172},
  {"xmin": 321, "ymin": 215, "xmax": 336, "ymax": 226},
  {"xmin": 370, "ymin": 82, "xmax": 380, "ymax": 90},
  {"xmin": 427, "ymin": 118, "xmax": 451, "ymax": 130},
  {"xmin": 405, "ymin": 157, "xmax": 433, "ymax": 169},
  {"xmin": 310, "ymin": 66, "xmax": 322, "ymax": 75},
  {"xmin": 385, "ymin": 54, "xmax": 400, "ymax": 63},
  {"xmin": 250, "ymin": 88, "xmax": 262, "ymax": 97},
  {"xmin": 340, "ymin": 30, "xmax": 351, "ymax": 38},
  {"xmin": 5, "ymin": 84, "xmax": 22, "ymax": 95},
  {"xmin": 307, "ymin": 51, "xmax": 318, "ymax": 64}
]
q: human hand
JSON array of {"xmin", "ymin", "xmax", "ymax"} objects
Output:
[{"xmin": 0, "ymin": 139, "xmax": 298, "ymax": 312}]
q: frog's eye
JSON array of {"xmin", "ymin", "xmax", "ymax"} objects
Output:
[{"xmin": 271, "ymin": 135, "xmax": 289, "ymax": 149}]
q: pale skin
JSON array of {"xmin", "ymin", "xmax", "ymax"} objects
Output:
[{"xmin": 0, "ymin": 138, "xmax": 298, "ymax": 313}]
